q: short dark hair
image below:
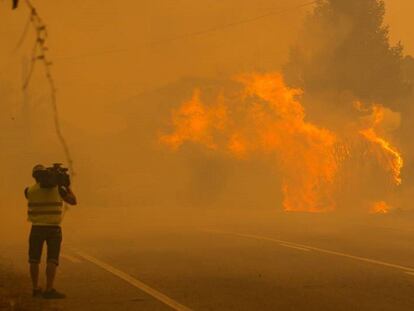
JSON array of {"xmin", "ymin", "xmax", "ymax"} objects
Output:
[{"xmin": 32, "ymin": 164, "xmax": 45, "ymax": 180}]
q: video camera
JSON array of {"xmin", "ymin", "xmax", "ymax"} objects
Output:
[{"xmin": 35, "ymin": 163, "xmax": 71, "ymax": 188}]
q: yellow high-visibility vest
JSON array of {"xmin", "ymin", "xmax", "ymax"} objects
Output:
[{"xmin": 26, "ymin": 183, "xmax": 63, "ymax": 225}]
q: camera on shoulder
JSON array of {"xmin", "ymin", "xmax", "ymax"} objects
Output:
[{"xmin": 34, "ymin": 163, "xmax": 71, "ymax": 188}]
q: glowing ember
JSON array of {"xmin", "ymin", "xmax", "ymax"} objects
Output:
[{"xmin": 370, "ymin": 201, "xmax": 390, "ymax": 214}]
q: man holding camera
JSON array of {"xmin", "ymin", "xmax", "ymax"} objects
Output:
[{"xmin": 24, "ymin": 164, "xmax": 77, "ymax": 299}]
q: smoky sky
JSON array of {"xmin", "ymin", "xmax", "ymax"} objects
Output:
[
  {"xmin": 1, "ymin": 0, "xmax": 413, "ymax": 216},
  {"xmin": 0, "ymin": 0, "xmax": 411, "ymax": 135}
]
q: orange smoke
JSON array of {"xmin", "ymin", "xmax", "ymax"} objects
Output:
[{"xmin": 160, "ymin": 73, "xmax": 403, "ymax": 213}]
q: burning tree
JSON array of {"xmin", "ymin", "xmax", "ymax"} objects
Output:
[
  {"xmin": 160, "ymin": 74, "xmax": 403, "ymax": 213},
  {"xmin": 159, "ymin": 0, "xmax": 408, "ymax": 213},
  {"xmin": 280, "ymin": 0, "xmax": 413, "ymax": 212}
]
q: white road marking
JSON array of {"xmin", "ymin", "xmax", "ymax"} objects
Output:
[
  {"xmin": 278, "ymin": 242, "xmax": 311, "ymax": 252},
  {"xmin": 73, "ymin": 250, "xmax": 192, "ymax": 311},
  {"xmin": 205, "ymin": 230, "xmax": 414, "ymax": 275},
  {"xmin": 61, "ymin": 253, "xmax": 82, "ymax": 263}
]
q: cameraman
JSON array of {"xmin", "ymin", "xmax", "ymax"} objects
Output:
[{"xmin": 24, "ymin": 164, "xmax": 77, "ymax": 299}]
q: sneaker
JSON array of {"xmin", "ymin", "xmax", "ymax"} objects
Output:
[
  {"xmin": 42, "ymin": 289, "xmax": 66, "ymax": 299},
  {"xmin": 32, "ymin": 287, "xmax": 43, "ymax": 298}
]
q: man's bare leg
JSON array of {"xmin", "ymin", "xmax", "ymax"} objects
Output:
[
  {"xmin": 43, "ymin": 262, "xmax": 65, "ymax": 299},
  {"xmin": 45, "ymin": 262, "xmax": 57, "ymax": 291},
  {"xmin": 30, "ymin": 263, "xmax": 40, "ymax": 290}
]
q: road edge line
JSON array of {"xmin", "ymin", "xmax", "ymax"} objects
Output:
[
  {"xmin": 73, "ymin": 249, "xmax": 192, "ymax": 311},
  {"xmin": 61, "ymin": 253, "xmax": 82, "ymax": 263},
  {"xmin": 204, "ymin": 229, "xmax": 414, "ymax": 274}
]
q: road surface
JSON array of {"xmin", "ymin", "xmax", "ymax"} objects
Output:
[{"xmin": 1, "ymin": 211, "xmax": 414, "ymax": 310}]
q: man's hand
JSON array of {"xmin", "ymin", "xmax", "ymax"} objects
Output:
[{"xmin": 58, "ymin": 186, "xmax": 77, "ymax": 205}]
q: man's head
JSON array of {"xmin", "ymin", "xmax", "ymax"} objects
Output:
[{"xmin": 32, "ymin": 164, "xmax": 46, "ymax": 182}]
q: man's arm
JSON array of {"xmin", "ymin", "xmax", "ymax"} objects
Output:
[
  {"xmin": 58, "ymin": 186, "xmax": 77, "ymax": 205},
  {"xmin": 24, "ymin": 187, "xmax": 29, "ymax": 199}
]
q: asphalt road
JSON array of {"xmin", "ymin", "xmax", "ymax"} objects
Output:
[{"xmin": 2, "ymin": 212, "xmax": 414, "ymax": 310}]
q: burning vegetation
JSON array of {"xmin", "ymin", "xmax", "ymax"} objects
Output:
[
  {"xmin": 358, "ymin": 103, "xmax": 403, "ymax": 186},
  {"xmin": 160, "ymin": 73, "xmax": 403, "ymax": 213}
]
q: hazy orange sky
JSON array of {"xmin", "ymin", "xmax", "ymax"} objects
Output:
[
  {"xmin": 0, "ymin": 0, "xmax": 413, "ymax": 135},
  {"xmin": 385, "ymin": 0, "xmax": 414, "ymax": 54}
]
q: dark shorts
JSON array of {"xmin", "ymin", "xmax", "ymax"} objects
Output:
[{"xmin": 29, "ymin": 225, "xmax": 62, "ymax": 265}]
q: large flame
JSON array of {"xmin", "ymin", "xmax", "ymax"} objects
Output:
[
  {"xmin": 160, "ymin": 89, "xmax": 227, "ymax": 151},
  {"xmin": 358, "ymin": 104, "xmax": 403, "ymax": 186},
  {"xmin": 160, "ymin": 73, "xmax": 403, "ymax": 213}
]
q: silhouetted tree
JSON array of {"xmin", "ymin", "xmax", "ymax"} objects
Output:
[
  {"xmin": 402, "ymin": 56, "xmax": 414, "ymax": 86},
  {"xmin": 284, "ymin": 0, "xmax": 411, "ymax": 109}
]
